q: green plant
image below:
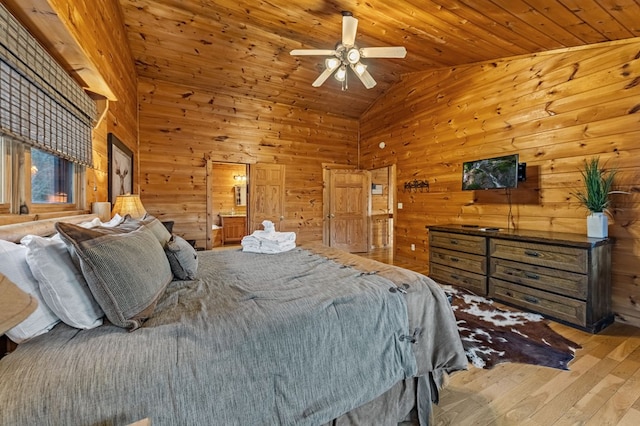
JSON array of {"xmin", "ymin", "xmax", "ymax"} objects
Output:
[{"xmin": 572, "ymin": 157, "xmax": 617, "ymax": 214}]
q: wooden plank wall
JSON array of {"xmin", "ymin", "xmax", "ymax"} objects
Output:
[
  {"xmin": 137, "ymin": 78, "xmax": 359, "ymax": 248},
  {"xmin": 359, "ymin": 39, "xmax": 640, "ymax": 327},
  {"xmin": 53, "ymin": 0, "xmax": 139, "ymax": 202}
]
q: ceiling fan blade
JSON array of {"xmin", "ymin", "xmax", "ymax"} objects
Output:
[
  {"xmin": 342, "ymin": 15, "xmax": 358, "ymax": 46},
  {"xmin": 360, "ymin": 46, "xmax": 407, "ymax": 58},
  {"xmin": 350, "ymin": 64, "xmax": 377, "ymax": 89},
  {"xmin": 312, "ymin": 66, "xmax": 338, "ymax": 87},
  {"xmin": 290, "ymin": 49, "xmax": 336, "ymax": 56}
]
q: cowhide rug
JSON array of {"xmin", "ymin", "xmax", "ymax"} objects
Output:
[{"xmin": 442, "ymin": 285, "xmax": 581, "ymax": 370}]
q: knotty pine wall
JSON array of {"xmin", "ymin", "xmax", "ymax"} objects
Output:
[
  {"xmin": 71, "ymin": 0, "xmax": 138, "ymax": 206},
  {"xmin": 359, "ymin": 39, "xmax": 640, "ymax": 327},
  {"xmin": 137, "ymin": 78, "xmax": 358, "ymax": 247}
]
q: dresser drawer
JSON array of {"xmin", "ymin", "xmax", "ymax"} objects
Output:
[
  {"xmin": 430, "ymin": 231, "xmax": 486, "ymax": 255},
  {"xmin": 431, "ymin": 247, "xmax": 486, "ymax": 275},
  {"xmin": 490, "ymin": 258, "xmax": 587, "ymax": 300},
  {"xmin": 490, "ymin": 239, "xmax": 588, "ymax": 274},
  {"xmin": 489, "ymin": 278, "xmax": 586, "ymax": 327},
  {"xmin": 430, "ymin": 263, "xmax": 487, "ymax": 295}
]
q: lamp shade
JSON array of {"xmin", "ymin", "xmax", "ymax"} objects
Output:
[
  {"xmin": 111, "ymin": 194, "xmax": 147, "ymax": 219},
  {"xmin": 0, "ymin": 273, "xmax": 38, "ymax": 335}
]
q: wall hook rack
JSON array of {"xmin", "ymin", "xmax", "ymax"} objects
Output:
[{"xmin": 403, "ymin": 179, "xmax": 429, "ymax": 193}]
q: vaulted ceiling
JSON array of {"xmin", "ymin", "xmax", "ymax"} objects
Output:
[
  {"xmin": 117, "ymin": 0, "xmax": 640, "ymax": 119},
  {"xmin": 10, "ymin": 1, "xmax": 611, "ymax": 120}
]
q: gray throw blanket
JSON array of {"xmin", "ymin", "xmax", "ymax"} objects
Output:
[{"xmin": 0, "ymin": 246, "xmax": 466, "ymax": 425}]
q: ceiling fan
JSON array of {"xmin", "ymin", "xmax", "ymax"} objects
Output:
[{"xmin": 290, "ymin": 11, "xmax": 407, "ymax": 90}]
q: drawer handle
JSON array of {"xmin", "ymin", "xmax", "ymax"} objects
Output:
[
  {"xmin": 524, "ymin": 295, "xmax": 539, "ymax": 304},
  {"xmin": 450, "ymin": 257, "xmax": 459, "ymax": 262},
  {"xmin": 450, "ymin": 274, "xmax": 460, "ymax": 280},
  {"xmin": 524, "ymin": 250, "xmax": 540, "ymax": 257},
  {"xmin": 450, "ymin": 239, "xmax": 458, "ymax": 245},
  {"xmin": 524, "ymin": 272, "xmax": 540, "ymax": 280}
]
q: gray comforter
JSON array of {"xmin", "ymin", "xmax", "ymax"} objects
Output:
[{"xmin": 0, "ymin": 244, "xmax": 466, "ymax": 425}]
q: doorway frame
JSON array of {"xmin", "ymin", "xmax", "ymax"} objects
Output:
[
  {"xmin": 368, "ymin": 164, "xmax": 397, "ymax": 250},
  {"xmin": 205, "ymin": 160, "xmax": 251, "ymax": 250}
]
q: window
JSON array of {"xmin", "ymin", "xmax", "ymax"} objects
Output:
[
  {"xmin": 31, "ymin": 148, "xmax": 75, "ymax": 204},
  {"xmin": 0, "ymin": 136, "xmax": 83, "ymax": 214},
  {"xmin": 0, "ymin": 4, "xmax": 94, "ymax": 216}
]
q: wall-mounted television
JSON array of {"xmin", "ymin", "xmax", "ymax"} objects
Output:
[{"xmin": 462, "ymin": 154, "xmax": 519, "ymax": 190}]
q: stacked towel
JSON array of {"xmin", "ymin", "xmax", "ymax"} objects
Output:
[{"xmin": 241, "ymin": 221, "xmax": 296, "ymax": 254}]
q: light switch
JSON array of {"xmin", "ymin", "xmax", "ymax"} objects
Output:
[{"xmin": 398, "ymin": 202, "xmax": 403, "ymax": 209}]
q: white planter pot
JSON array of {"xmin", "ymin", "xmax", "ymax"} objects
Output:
[{"xmin": 587, "ymin": 212, "xmax": 608, "ymax": 238}]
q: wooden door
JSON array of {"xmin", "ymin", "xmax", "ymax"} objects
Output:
[
  {"xmin": 329, "ymin": 169, "xmax": 370, "ymax": 253},
  {"xmin": 249, "ymin": 163, "xmax": 285, "ymax": 232}
]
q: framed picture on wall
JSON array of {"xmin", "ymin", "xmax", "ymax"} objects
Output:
[
  {"xmin": 108, "ymin": 133, "xmax": 133, "ymax": 204},
  {"xmin": 371, "ymin": 183, "xmax": 383, "ymax": 195}
]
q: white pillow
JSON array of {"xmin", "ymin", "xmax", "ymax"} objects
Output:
[
  {"xmin": 101, "ymin": 213, "xmax": 124, "ymax": 228},
  {"xmin": 0, "ymin": 239, "xmax": 60, "ymax": 343},
  {"xmin": 78, "ymin": 217, "xmax": 102, "ymax": 228},
  {"xmin": 22, "ymin": 235, "xmax": 103, "ymax": 329}
]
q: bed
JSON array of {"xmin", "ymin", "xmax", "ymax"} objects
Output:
[{"xmin": 0, "ymin": 214, "xmax": 466, "ymax": 425}]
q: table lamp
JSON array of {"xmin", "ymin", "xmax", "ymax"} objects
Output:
[{"xmin": 111, "ymin": 194, "xmax": 147, "ymax": 219}]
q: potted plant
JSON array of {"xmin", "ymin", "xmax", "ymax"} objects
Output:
[{"xmin": 572, "ymin": 157, "xmax": 618, "ymax": 238}]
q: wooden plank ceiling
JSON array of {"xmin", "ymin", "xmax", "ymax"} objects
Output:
[{"xmin": 120, "ymin": 0, "xmax": 640, "ymax": 119}]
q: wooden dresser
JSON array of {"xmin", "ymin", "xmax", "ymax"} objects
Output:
[{"xmin": 428, "ymin": 225, "xmax": 613, "ymax": 333}]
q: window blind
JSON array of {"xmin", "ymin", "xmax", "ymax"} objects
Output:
[{"xmin": 0, "ymin": 3, "xmax": 96, "ymax": 167}]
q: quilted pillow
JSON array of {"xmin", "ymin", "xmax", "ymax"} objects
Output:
[
  {"xmin": 55, "ymin": 222, "xmax": 173, "ymax": 330},
  {"xmin": 0, "ymin": 240, "xmax": 60, "ymax": 343},
  {"xmin": 113, "ymin": 215, "xmax": 172, "ymax": 246},
  {"xmin": 62, "ymin": 214, "xmax": 172, "ymax": 268},
  {"xmin": 22, "ymin": 235, "xmax": 103, "ymax": 329},
  {"xmin": 164, "ymin": 235, "xmax": 199, "ymax": 280}
]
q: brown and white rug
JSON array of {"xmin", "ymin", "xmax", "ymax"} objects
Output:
[{"xmin": 443, "ymin": 285, "xmax": 581, "ymax": 370}]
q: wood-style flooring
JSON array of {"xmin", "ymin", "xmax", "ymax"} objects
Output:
[{"xmin": 357, "ymin": 247, "xmax": 640, "ymax": 426}]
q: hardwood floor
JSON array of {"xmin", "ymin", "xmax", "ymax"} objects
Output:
[{"xmin": 358, "ymin": 247, "xmax": 640, "ymax": 426}]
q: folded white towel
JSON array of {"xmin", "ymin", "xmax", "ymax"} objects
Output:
[
  {"xmin": 241, "ymin": 240, "xmax": 296, "ymax": 254},
  {"xmin": 241, "ymin": 230, "xmax": 297, "ymax": 254},
  {"xmin": 248, "ymin": 230, "xmax": 296, "ymax": 243},
  {"xmin": 262, "ymin": 220, "xmax": 276, "ymax": 234}
]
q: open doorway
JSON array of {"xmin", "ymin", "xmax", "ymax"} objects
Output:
[
  {"xmin": 207, "ymin": 162, "xmax": 249, "ymax": 249},
  {"xmin": 369, "ymin": 165, "xmax": 395, "ymax": 252}
]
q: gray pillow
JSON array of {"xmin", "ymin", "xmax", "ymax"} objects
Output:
[
  {"xmin": 62, "ymin": 215, "xmax": 172, "ymax": 269},
  {"xmin": 112, "ymin": 215, "xmax": 172, "ymax": 247},
  {"xmin": 164, "ymin": 235, "xmax": 199, "ymax": 280},
  {"xmin": 55, "ymin": 222, "xmax": 173, "ymax": 330}
]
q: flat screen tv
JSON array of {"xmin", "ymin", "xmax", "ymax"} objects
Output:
[{"xmin": 462, "ymin": 154, "xmax": 519, "ymax": 190}]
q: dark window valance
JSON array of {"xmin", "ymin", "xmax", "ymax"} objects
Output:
[{"xmin": 0, "ymin": 4, "xmax": 96, "ymax": 166}]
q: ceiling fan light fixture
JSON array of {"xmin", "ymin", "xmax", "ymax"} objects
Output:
[
  {"xmin": 325, "ymin": 57, "xmax": 340, "ymax": 70},
  {"xmin": 335, "ymin": 66, "xmax": 347, "ymax": 82},
  {"xmin": 346, "ymin": 48, "xmax": 360, "ymax": 64},
  {"xmin": 353, "ymin": 62, "xmax": 367, "ymax": 76}
]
